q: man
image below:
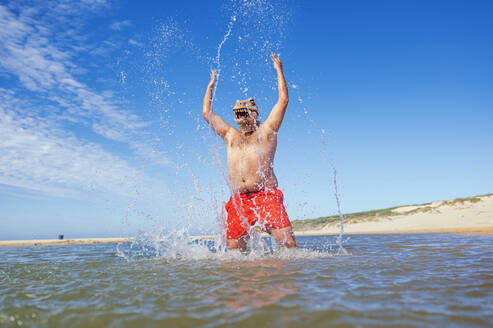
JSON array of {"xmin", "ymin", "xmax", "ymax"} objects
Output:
[{"xmin": 202, "ymin": 54, "xmax": 296, "ymax": 252}]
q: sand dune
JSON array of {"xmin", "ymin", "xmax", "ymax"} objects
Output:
[
  {"xmin": 295, "ymin": 194, "xmax": 493, "ymax": 236},
  {"xmin": 2, "ymin": 195, "xmax": 491, "ymax": 247}
]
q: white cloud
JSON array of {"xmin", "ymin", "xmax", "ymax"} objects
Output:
[
  {"xmin": 128, "ymin": 38, "xmax": 143, "ymax": 47},
  {"xmin": 0, "ymin": 102, "xmax": 142, "ymax": 198},
  {"xmin": 0, "ymin": 3, "xmax": 170, "ymax": 198},
  {"xmin": 0, "ymin": 5, "xmax": 143, "ymax": 130},
  {"xmin": 0, "ymin": 5, "xmax": 142, "ymax": 136},
  {"xmin": 110, "ymin": 19, "xmax": 132, "ymax": 31},
  {"xmin": 0, "ymin": 2, "xmax": 167, "ymax": 153}
]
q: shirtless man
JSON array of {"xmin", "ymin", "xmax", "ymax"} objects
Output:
[{"xmin": 202, "ymin": 54, "xmax": 296, "ymax": 252}]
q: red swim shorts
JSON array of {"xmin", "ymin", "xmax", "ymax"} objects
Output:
[{"xmin": 225, "ymin": 188, "xmax": 291, "ymax": 240}]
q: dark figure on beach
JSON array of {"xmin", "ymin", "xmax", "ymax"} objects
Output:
[{"xmin": 202, "ymin": 54, "xmax": 296, "ymax": 252}]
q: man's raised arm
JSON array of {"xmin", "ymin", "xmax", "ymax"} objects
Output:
[
  {"xmin": 202, "ymin": 70, "xmax": 233, "ymax": 139},
  {"xmin": 263, "ymin": 54, "xmax": 289, "ymax": 132}
]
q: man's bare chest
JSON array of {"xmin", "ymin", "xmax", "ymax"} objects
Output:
[
  {"xmin": 226, "ymin": 135, "xmax": 276, "ymax": 159},
  {"xmin": 227, "ymin": 140, "xmax": 260, "ymax": 160}
]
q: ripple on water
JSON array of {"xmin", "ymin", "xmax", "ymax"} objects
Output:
[{"xmin": 1, "ymin": 234, "xmax": 492, "ymax": 327}]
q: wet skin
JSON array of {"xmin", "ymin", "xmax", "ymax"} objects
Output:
[{"xmin": 202, "ymin": 54, "xmax": 296, "ymax": 251}]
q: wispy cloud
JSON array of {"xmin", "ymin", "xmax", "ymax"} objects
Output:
[
  {"xmin": 128, "ymin": 38, "xmax": 143, "ymax": 47},
  {"xmin": 110, "ymin": 19, "xmax": 132, "ymax": 31},
  {"xmin": 0, "ymin": 91, "xmax": 142, "ymax": 198},
  {"xmin": 0, "ymin": 5, "xmax": 142, "ymax": 134},
  {"xmin": 0, "ymin": 2, "xmax": 169, "ymax": 198}
]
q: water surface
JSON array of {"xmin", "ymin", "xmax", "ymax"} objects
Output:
[{"xmin": 1, "ymin": 234, "xmax": 492, "ymax": 327}]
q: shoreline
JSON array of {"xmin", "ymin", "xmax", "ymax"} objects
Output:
[
  {"xmin": 293, "ymin": 226, "xmax": 493, "ymax": 236},
  {"xmin": 1, "ymin": 227, "xmax": 491, "ymax": 248},
  {"xmin": 2, "ymin": 195, "xmax": 491, "ymax": 248},
  {"xmin": 0, "ymin": 237, "xmax": 133, "ymax": 248},
  {"xmin": 294, "ymin": 194, "xmax": 493, "ymax": 238}
]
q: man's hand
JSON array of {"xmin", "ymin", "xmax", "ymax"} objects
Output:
[
  {"xmin": 262, "ymin": 54, "xmax": 288, "ymax": 133},
  {"xmin": 208, "ymin": 69, "xmax": 216, "ymax": 88},
  {"xmin": 270, "ymin": 54, "xmax": 283, "ymax": 72},
  {"xmin": 202, "ymin": 68, "xmax": 233, "ymax": 139}
]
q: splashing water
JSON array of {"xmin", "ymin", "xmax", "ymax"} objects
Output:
[
  {"xmin": 116, "ymin": 229, "xmax": 333, "ymax": 262},
  {"xmin": 289, "ymin": 89, "xmax": 350, "ymax": 254},
  {"xmin": 212, "ymin": 15, "xmax": 236, "ymax": 103},
  {"xmin": 114, "ymin": 0, "xmax": 350, "ymax": 259},
  {"xmin": 203, "ymin": 14, "xmax": 240, "ymax": 253},
  {"xmin": 333, "ymin": 168, "xmax": 349, "ymax": 255}
]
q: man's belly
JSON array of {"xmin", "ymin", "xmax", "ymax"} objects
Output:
[
  {"xmin": 226, "ymin": 144, "xmax": 278, "ymax": 193},
  {"xmin": 228, "ymin": 169, "xmax": 278, "ymax": 193}
]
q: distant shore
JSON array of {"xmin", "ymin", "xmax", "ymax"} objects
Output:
[
  {"xmin": 0, "ymin": 237, "xmax": 132, "ymax": 247},
  {"xmin": 2, "ymin": 194, "xmax": 491, "ymax": 247},
  {"xmin": 293, "ymin": 194, "xmax": 493, "ymax": 237},
  {"xmin": 293, "ymin": 226, "xmax": 493, "ymax": 236},
  {"xmin": 1, "ymin": 228, "xmax": 491, "ymax": 248}
]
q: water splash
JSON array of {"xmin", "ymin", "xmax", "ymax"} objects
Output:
[
  {"xmin": 116, "ymin": 230, "xmax": 333, "ymax": 262},
  {"xmin": 206, "ymin": 14, "xmax": 238, "ymax": 250},
  {"xmin": 288, "ymin": 84, "xmax": 351, "ymax": 254},
  {"xmin": 114, "ymin": 1, "xmax": 348, "ymax": 257},
  {"xmin": 333, "ymin": 167, "xmax": 348, "ymax": 255},
  {"xmin": 212, "ymin": 15, "xmax": 236, "ymax": 103}
]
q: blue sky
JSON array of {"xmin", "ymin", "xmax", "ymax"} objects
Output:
[{"xmin": 0, "ymin": 0, "xmax": 492, "ymax": 240}]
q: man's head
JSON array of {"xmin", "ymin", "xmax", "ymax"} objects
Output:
[{"xmin": 233, "ymin": 97, "xmax": 259, "ymax": 131}]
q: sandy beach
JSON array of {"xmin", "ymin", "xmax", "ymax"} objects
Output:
[
  {"xmin": 296, "ymin": 194, "xmax": 493, "ymax": 236},
  {"xmin": 1, "ymin": 195, "xmax": 491, "ymax": 247},
  {"xmin": 0, "ymin": 237, "xmax": 132, "ymax": 247}
]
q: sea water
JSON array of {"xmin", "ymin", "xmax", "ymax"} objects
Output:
[
  {"xmin": 2, "ymin": 2, "xmax": 490, "ymax": 327},
  {"xmin": 1, "ymin": 234, "xmax": 492, "ymax": 327}
]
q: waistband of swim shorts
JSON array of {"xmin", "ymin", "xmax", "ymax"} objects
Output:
[{"xmin": 235, "ymin": 187, "xmax": 281, "ymax": 198}]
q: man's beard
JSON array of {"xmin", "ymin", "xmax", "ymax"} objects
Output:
[{"xmin": 238, "ymin": 120, "xmax": 257, "ymax": 132}]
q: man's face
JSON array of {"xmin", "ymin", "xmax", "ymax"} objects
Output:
[{"xmin": 234, "ymin": 107, "xmax": 258, "ymax": 127}]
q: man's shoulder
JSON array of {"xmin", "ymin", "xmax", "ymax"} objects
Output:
[
  {"xmin": 223, "ymin": 127, "xmax": 240, "ymax": 143},
  {"xmin": 257, "ymin": 124, "xmax": 278, "ymax": 139}
]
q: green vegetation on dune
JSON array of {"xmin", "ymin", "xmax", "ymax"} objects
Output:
[
  {"xmin": 442, "ymin": 196, "xmax": 482, "ymax": 206},
  {"xmin": 292, "ymin": 206, "xmax": 400, "ymax": 230},
  {"xmin": 292, "ymin": 193, "xmax": 491, "ymax": 231}
]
